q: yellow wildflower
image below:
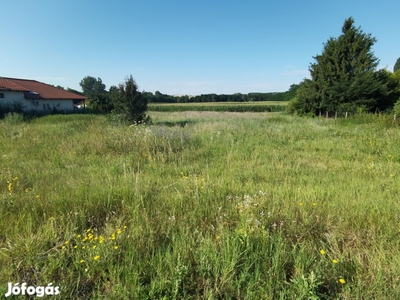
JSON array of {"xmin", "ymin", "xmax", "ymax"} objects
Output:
[
  {"xmin": 93, "ymin": 255, "xmax": 100, "ymax": 261},
  {"xmin": 332, "ymin": 259, "xmax": 338, "ymax": 264},
  {"xmin": 339, "ymin": 278, "xmax": 346, "ymax": 284},
  {"xmin": 320, "ymin": 249, "xmax": 326, "ymax": 255},
  {"xmin": 114, "ymin": 246, "xmax": 119, "ymax": 250}
]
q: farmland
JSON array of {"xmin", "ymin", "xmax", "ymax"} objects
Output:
[
  {"xmin": 1, "ymin": 111, "xmax": 400, "ymax": 299},
  {"xmin": 148, "ymin": 101, "xmax": 287, "ymax": 112}
]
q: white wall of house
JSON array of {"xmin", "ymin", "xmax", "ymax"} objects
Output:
[{"xmin": 0, "ymin": 91, "xmax": 74, "ymax": 111}]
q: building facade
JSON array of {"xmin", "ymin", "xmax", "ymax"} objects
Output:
[{"xmin": 0, "ymin": 77, "xmax": 85, "ymax": 112}]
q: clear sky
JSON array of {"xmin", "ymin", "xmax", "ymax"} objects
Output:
[{"xmin": 2, "ymin": 0, "xmax": 399, "ymax": 95}]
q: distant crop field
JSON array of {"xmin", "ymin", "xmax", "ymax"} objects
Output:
[
  {"xmin": 149, "ymin": 101, "xmax": 288, "ymax": 106},
  {"xmin": 1, "ymin": 112, "xmax": 399, "ymax": 299},
  {"xmin": 148, "ymin": 101, "xmax": 288, "ymax": 112}
]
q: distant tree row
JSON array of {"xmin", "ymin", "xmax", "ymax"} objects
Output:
[
  {"xmin": 289, "ymin": 17, "xmax": 400, "ymax": 116},
  {"xmin": 142, "ymin": 87, "xmax": 299, "ymax": 104},
  {"xmin": 76, "ymin": 75, "xmax": 299, "ymax": 111}
]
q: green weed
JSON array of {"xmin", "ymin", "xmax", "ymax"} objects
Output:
[{"xmin": 0, "ymin": 112, "xmax": 399, "ymax": 298}]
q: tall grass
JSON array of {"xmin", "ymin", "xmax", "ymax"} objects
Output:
[{"xmin": 0, "ymin": 112, "xmax": 400, "ymax": 299}]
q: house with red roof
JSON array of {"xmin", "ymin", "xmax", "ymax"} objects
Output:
[{"xmin": 0, "ymin": 77, "xmax": 86, "ymax": 112}]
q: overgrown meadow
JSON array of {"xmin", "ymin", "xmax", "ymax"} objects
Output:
[{"xmin": 1, "ymin": 111, "xmax": 400, "ymax": 299}]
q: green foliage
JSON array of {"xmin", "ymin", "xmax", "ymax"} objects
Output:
[
  {"xmin": 374, "ymin": 69, "xmax": 400, "ymax": 111},
  {"xmin": 188, "ymin": 91, "xmax": 291, "ymax": 103},
  {"xmin": 144, "ymin": 91, "xmax": 294, "ymax": 103},
  {"xmin": 2, "ymin": 113, "xmax": 400, "ymax": 298},
  {"xmin": 294, "ymin": 17, "xmax": 390, "ymax": 115},
  {"xmin": 394, "ymin": 57, "xmax": 400, "ymax": 72},
  {"xmin": 290, "ymin": 271, "xmax": 324, "ymax": 300},
  {"xmin": 112, "ymin": 75, "xmax": 150, "ymax": 124},
  {"xmin": 79, "ymin": 76, "xmax": 106, "ymax": 96},
  {"xmin": 79, "ymin": 76, "xmax": 111, "ymax": 111},
  {"xmin": 143, "ymin": 91, "xmax": 179, "ymax": 103}
]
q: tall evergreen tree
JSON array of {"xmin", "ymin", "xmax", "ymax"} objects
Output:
[
  {"xmin": 294, "ymin": 17, "xmax": 388, "ymax": 115},
  {"xmin": 113, "ymin": 75, "xmax": 149, "ymax": 124},
  {"xmin": 394, "ymin": 57, "xmax": 400, "ymax": 73}
]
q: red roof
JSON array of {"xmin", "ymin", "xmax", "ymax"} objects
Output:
[{"xmin": 0, "ymin": 77, "xmax": 86, "ymax": 100}]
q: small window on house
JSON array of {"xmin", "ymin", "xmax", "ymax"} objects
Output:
[
  {"xmin": 0, "ymin": 93, "xmax": 4, "ymax": 98},
  {"xmin": 47, "ymin": 104, "xmax": 51, "ymax": 110},
  {"xmin": 43, "ymin": 104, "xmax": 46, "ymax": 110}
]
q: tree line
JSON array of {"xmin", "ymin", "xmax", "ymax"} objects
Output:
[
  {"xmin": 75, "ymin": 79, "xmax": 297, "ymax": 110},
  {"xmin": 142, "ymin": 87, "xmax": 298, "ymax": 103}
]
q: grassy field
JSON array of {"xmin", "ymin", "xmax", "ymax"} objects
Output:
[
  {"xmin": 148, "ymin": 101, "xmax": 288, "ymax": 112},
  {"xmin": 1, "ymin": 111, "xmax": 400, "ymax": 299}
]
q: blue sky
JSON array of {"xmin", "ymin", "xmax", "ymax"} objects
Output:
[{"xmin": 2, "ymin": 0, "xmax": 399, "ymax": 95}]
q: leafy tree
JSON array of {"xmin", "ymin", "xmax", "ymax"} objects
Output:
[
  {"xmin": 66, "ymin": 87, "xmax": 83, "ymax": 95},
  {"xmin": 79, "ymin": 76, "xmax": 106, "ymax": 96},
  {"xmin": 285, "ymin": 84, "xmax": 300, "ymax": 100},
  {"xmin": 394, "ymin": 57, "xmax": 400, "ymax": 73},
  {"xmin": 113, "ymin": 75, "xmax": 149, "ymax": 124},
  {"xmin": 293, "ymin": 17, "xmax": 389, "ymax": 115},
  {"xmin": 79, "ymin": 76, "xmax": 110, "ymax": 111}
]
